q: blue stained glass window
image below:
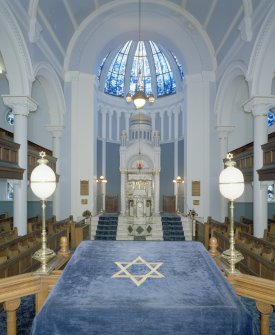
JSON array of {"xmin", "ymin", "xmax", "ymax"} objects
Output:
[
  {"xmin": 129, "ymin": 41, "xmax": 152, "ymax": 97},
  {"xmin": 149, "ymin": 41, "xmax": 176, "ymax": 96},
  {"xmin": 97, "ymin": 53, "xmax": 109, "ymax": 80},
  {"xmin": 171, "ymin": 52, "xmax": 184, "ymax": 80},
  {"xmin": 104, "ymin": 41, "xmax": 132, "ymax": 96},
  {"xmin": 268, "ymin": 110, "xmax": 275, "ymax": 126},
  {"xmin": 6, "ymin": 110, "xmax": 14, "ymax": 126},
  {"xmin": 7, "ymin": 181, "xmax": 13, "ymax": 200},
  {"xmin": 268, "ymin": 184, "xmax": 274, "ymax": 202},
  {"xmin": 102, "ymin": 40, "xmax": 182, "ymax": 99}
]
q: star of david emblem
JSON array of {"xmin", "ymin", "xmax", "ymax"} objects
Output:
[{"xmin": 112, "ymin": 256, "xmax": 164, "ymax": 287}]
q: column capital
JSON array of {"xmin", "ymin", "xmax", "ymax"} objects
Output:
[
  {"xmin": 46, "ymin": 125, "xmax": 64, "ymax": 138},
  {"xmin": 2, "ymin": 96, "xmax": 37, "ymax": 116},
  {"xmin": 216, "ymin": 125, "xmax": 235, "ymax": 138},
  {"xmin": 243, "ymin": 96, "xmax": 275, "ymax": 117}
]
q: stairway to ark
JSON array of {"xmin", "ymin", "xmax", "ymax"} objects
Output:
[
  {"xmin": 95, "ymin": 214, "xmax": 118, "ymax": 240},
  {"xmin": 161, "ymin": 214, "xmax": 185, "ymax": 241}
]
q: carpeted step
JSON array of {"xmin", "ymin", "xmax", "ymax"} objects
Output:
[{"xmin": 95, "ymin": 215, "xmax": 118, "ymax": 240}]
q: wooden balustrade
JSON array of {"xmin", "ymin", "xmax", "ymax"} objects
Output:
[{"xmin": 209, "ymin": 237, "xmax": 275, "ymax": 335}]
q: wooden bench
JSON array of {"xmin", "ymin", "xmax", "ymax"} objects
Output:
[
  {"xmin": 0, "ymin": 228, "xmax": 68, "ymax": 278},
  {"xmin": 0, "ymin": 217, "xmax": 13, "ymax": 233},
  {"xmin": 0, "ymin": 229, "xmax": 18, "ymax": 245},
  {"xmin": 194, "ymin": 218, "xmax": 210, "ymax": 249},
  {"xmin": 213, "ymin": 229, "xmax": 275, "ymax": 280},
  {"xmin": 70, "ymin": 218, "xmax": 90, "ymax": 249},
  {"xmin": 0, "ymin": 213, "xmax": 8, "ymax": 220}
]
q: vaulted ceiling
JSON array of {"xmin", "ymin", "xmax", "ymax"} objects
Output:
[{"xmin": 13, "ymin": 0, "xmax": 260, "ymax": 72}]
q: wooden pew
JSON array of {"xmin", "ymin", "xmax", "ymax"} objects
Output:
[
  {"xmin": 0, "ymin": 228, "xmax": 68, "ymax": 278},
  {"xmin": 0, "ymin": 229, "xmax": 18, "ymax": 245},
  {"xmin": 213, "ymin": 229, "xmax": 275, "ymax": 280},
  {"xmin": 70, "ymin": 218, "xmax": 90, "ymax": 249},
  {"xmin": 194, "ymin": 218, "xmax": 210, "ymax": 249},
  {"xmin": 27, "ymin": 214, "xmax": 41, "ymax": 233},
  {"xmin": 0, "ymin": 217, "xmax": 13, "ymax": 233},
  {"xmin": 0, "ymin": 213, "xmax": 8, "ymax": 220}
]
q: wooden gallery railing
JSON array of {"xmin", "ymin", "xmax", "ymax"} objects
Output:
[
  {"xmin": 0, "ymin": 236, "xmax": 70, "ymax": 335},
  {"xmin": 209, "ymin": 238, "xmax": 275, "ymax": 335}
]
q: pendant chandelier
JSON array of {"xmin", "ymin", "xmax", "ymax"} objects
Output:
[{"xmin": 125, "ymin": 0, "xmax": 155, "ymax": 109}]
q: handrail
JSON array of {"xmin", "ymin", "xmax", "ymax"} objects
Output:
[
  {"xmin": 209, "ymin": 237, "xmax": 275, "ymax": 335},
  {"xmin": 0, "ymin": 271, "xmax": 62, "ymax": 335}
]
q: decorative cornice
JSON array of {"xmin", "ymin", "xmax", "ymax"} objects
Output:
[
  {"xmin": 2, "ymin": 96, "xmax": 38, "ymax": 115},
  {"xmin": 46, "ymin": 125, "xmax": 64, "ymax": 138},
  {"xmin": 243, "ymin": 96, "xmax": 275, "ymax": 116}
]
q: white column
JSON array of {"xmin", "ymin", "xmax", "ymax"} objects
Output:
[
  {"xmin": 3, "ymin": 96, "xmax": 37, "ymax": 235},
  {"xmin": 151, "ymin": 113, "xmax": 156, "ymax": 133},
  {"xmin": 243, "ymin": 96, "xmax": 275, "ymax": 237},
  {"xmin": 102, "ymin": 110, "xmax": 107, "ymax": 211},
  {"xmin": 120, "ymin": 171, "xmax": 127, "ymax": 215},
  {"xmin": 66, "ymin": 71, "xmax": 97, "ymax": 218},
  {"xmin": 154, "ymin": 171, "xmax": 160, "ymax": 214},
  {"xmin": 160, "ymin": 114, "xmax": 164, "ymax": 142},
  {"xmin": 46, "ymin": 126, "xmax": 63, "ymax": 220},
  {"xmin": 216, "ymin": 126, "xmax": 234, "ymax": 221},
  {"xmin": 108, "ymin": 110, "xmax": 113, "ymax": 141},
  {"xmin": 168, "ymin": 111, "xmax": 172, "ymax": 140},
  {"xmin": 173, "ymin": 110, "xmax": 179, "ymax": 198},
  {"xmin": 116, "ymin": 111, "xmax": 121, "ymax": 141},
  {"xmin": 125, "ymin": 113, "xmax": 130, "ymax": 138}
]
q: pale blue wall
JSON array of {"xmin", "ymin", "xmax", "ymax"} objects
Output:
[
  {"xmin": 228, "ymin": 202, "xmax": 275, "ymax": 222},
  {"xmin": 106, "ymin": 142, "xmax": 120, "ymax": 198},
  {"xmin": 160, "ymin": 142, "xmax": 174, "ymax": 210},
  {"xmin": 0, "ymin": 201, "xmax": 53, "ymax": 219}
]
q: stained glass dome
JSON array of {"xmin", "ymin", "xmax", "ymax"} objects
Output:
[{"xmin": 99, "ymin": 40, "xmax": 184, "ymax": 99}]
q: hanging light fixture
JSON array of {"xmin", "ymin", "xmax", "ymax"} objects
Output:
[{"xmin": 126, "ymin": 0, "xmax": 155, "ymax": 109}]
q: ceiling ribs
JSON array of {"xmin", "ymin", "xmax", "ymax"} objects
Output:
[
  {"xmin": 62, "ymin": 0, "xmax": 78, "ymax": 31},
  {"xmin": 203, "ymin": 0, "xmax": 218, "ymax": 29},
  {"xmin": 216, "ymin": 6, "xmax": 243, "ymax": 56},
  {"xmin": 38, "ymin": 8, "xmax": 66, "ymax": 57}
]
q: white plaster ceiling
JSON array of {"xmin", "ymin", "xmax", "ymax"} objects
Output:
[{"xmin": 12, "ymin": 0, "xmax": 261, "ymax": 72}]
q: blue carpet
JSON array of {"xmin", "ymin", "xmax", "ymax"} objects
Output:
[
  {"xmin": 95, "ymin": 214, "xmax": 118, "ymax": 240},
  {"xmin": 161, "ymin": 215, "xmax": 185, "ymax": 241}
]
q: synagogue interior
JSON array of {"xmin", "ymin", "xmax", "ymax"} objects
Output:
[{"xmin": 1, "ymin": 0, "xmax": 275, "ymax": 334}]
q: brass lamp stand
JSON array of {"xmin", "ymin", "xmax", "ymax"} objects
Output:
[
  {"xmin": 219, "ymin": 153, "xmax": 244, "ymax": 274},
  {"xmin": 30, "ymin": 152, "xmax": 57, "ymax": 275}
]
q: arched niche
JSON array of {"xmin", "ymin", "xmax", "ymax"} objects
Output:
[
  {"xmin": 65, "ymin": 0, "xmax": 216, "ymax": 76},
  {"xmin": 247, "ymin": 3, "xmax": 275, "ymax": 95},
  {"xmin": 215, "ymin": 61, "xmax": 251, "ymax": 150},
  {"xmin": 0, "ymin": 2, "xmax": 33, "ymax": 96}
]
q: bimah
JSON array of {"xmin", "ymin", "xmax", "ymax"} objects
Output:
[{"xmin": 31, "ymin": 241, "xmax": 257, "ymax": 335}]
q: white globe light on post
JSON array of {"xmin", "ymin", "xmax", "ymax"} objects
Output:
[
  {"xmin": 219, "ymin": 153, "xmax": 244, "ymax": 273},
  {"xmin": 96, "ymin": 176, "xmax": 107, "ymax": 213},
  {"xmin": 30, "ymin": 151, "xmax": 57, "ymax": 275},
  {"xmin": 173, "ymin": 176, "xmax": 184, "ymax": 213}
]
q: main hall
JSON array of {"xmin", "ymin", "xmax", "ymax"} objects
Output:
[
  {"xmin": 1, "ymin": 0, "xmax": 275, "ymax": 237},
  {"xmin": 1, "ymin": 1, "xmax": 275, "ymax": 334}
]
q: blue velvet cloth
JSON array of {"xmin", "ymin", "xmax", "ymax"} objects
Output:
[{"xmin": 31, "ymin": 241, "xmax": 258, "ymax": 335}]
